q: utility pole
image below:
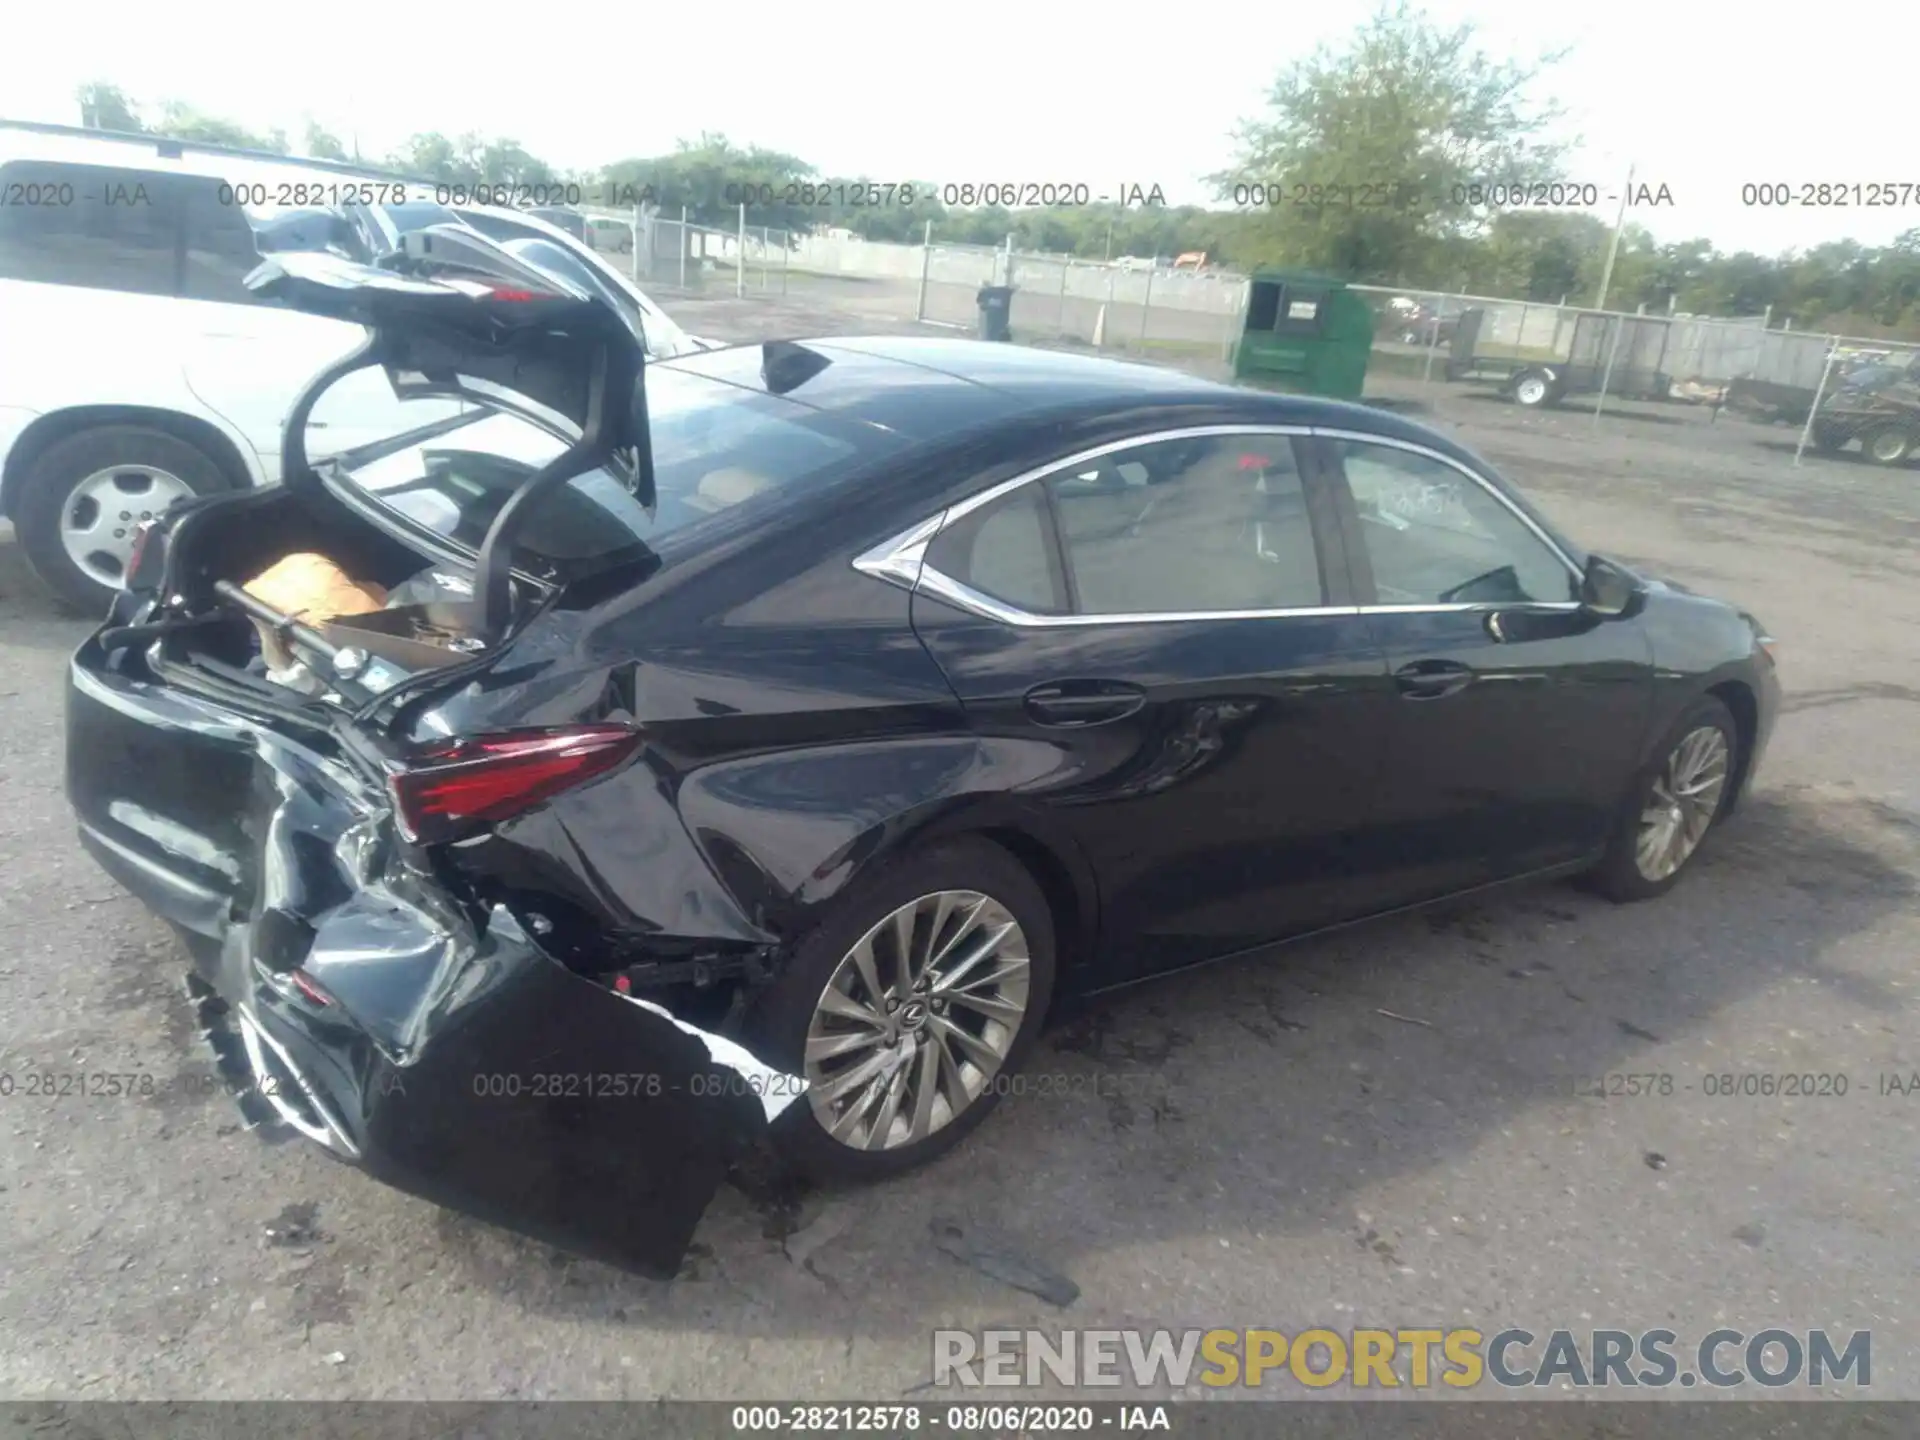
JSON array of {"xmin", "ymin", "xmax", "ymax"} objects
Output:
[{"xmin": 1592, "ymin": 163, "xmax": 1634, "ymax": 312}]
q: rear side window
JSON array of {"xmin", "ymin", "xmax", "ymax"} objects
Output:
[
  {"xmin": 924, "ymin": 485, "xmax": 1067, "ymax": 615},
  {"xmin": 179, "ymin": 182, "xmax": 266, "ymax": 303},
  {"xmin": 921, "ymin": 433, "xmax": 1325, "ymax": 619},
  {"xmin": 0, "ymin": 162, "xmax": 264, "ymax": 303},
  {"xmin": 1047, "ymin": 434, "xmax": 1324, "ymax": 614}
]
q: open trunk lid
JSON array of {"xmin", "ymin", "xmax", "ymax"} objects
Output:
[
  {"xmin": 97, "ymin": 223, "xmax": 668, "ymax": 719},
  {"xmin": 246, "ymin": 224, "xmax": 659, "ymax": 646}
]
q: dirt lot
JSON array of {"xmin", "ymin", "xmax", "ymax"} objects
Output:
[{"xmin": 1, "ymin": 293, "xmax": 1916, "ymax": 1406}]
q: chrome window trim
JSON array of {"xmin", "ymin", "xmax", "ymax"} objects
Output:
[
  {"xmin": 1364, "ymin": 600, "xmax": 1583, "ymax": 615},
  {"xmin": 852, "ymin": 509, "xmax": 947, "ymax": 591},
  {"xmin": 919, "ymin": 566, "xmax": 1362, "ymax": 629},
  {"xmin": 936, "ymin": 424, "xmax": 1317, "ymax": 532},
  {"xmin": 850, "ymin": 422, "xmax": 1587, "ymax": 629}
]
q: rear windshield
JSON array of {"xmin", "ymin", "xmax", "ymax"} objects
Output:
[
  {"xmin": 453, "ymin": 209, "xmax": 699, "ymax": 358},
  {"xmin": 340, "ymin": 364, "xmax": 894, "ymax": 573}
]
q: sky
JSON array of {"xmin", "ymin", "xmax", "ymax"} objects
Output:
[{"xmin": 2, "ymin": 0, "xmax": 1911, "ymax": 258}]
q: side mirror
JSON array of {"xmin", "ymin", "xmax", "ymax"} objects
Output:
[{"xmin": 1579, "ymin": 553, "xmax": 1640, "ymax": 617}]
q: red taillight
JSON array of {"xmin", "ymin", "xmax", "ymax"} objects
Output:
[
  {"xmin": 487, "ymin": 286, "xmax": 545, "ymax": 302},
  {"xmin": 124, "ymin": 521, "xmax": 162, "ymax": 590},
  {"xmin": 290, "ymin": 970, "xmax": 334, "ymax": 1006},
  {"xmin": 388, "ymin": 725, "xmax": 642, "ymax": 843}
]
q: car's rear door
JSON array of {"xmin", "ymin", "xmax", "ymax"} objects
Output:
[
  {"xmin": 906, "ymin": 425, "xmax": 1395, "ymax": 983},
  {"xmin": 1313, "ymin": 429, "xmax": 1654, "ymax": 900}
]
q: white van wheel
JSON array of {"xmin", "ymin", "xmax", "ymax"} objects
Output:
[{"xmin": 14, "ymin": 425, "xmax": 233, "ymax": 613}]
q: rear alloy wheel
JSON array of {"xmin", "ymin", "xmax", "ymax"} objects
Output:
[
  {"xmin": 13, "ymin": 425, "xmax": 235, "ymax": 613},
  {"xmin": 750, "ymin": 840, "xmax": 1054, "ymax": 1181},
  {"xmin": 804, "ymin": 890, "xmax": 1030, "ymax": 1150},
  {"xmin": 1862, "ymin": 426, "xmax": 1914, "ymax": 466},
  {"xmin": 1511, "ymin": 369, "xmax": 1555, "ymax": 407},
  {"xmin": 1587, "ymin": 696, "xmax": 1739, "ymax": 902}
]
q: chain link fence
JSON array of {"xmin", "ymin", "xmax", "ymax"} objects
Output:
[
  {"xmin": 1349, "ymin": 282, "xmax": 1920, "ymax": 415},
  {"xmin": 904, "ymin": 238, "xmax": 1249, "ymax": 358},
  {"xmin": 607, "ymin": 220, "xmax": 1249, "ymax": 358},
  {"xmin": 564, "ymin": 208, "xmax": 1919, "ymax": 465},
  {"xmin": 576, "ymin": 205, "xmax": 794, "ymax": 296}
]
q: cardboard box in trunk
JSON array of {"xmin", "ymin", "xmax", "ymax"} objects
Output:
[{"xmin": 241, "ymin": 554, "xmax": 388, "ymax": 671}]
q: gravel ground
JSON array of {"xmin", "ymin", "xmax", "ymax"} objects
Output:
[{"xmin": 0, "ymin": 295, "xmax": 1915, "ymax": 1406}]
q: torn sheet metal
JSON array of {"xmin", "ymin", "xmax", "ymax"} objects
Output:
[{"xmin": 67, "ymin": 642, "xmax": 804, "ymax": 1277}]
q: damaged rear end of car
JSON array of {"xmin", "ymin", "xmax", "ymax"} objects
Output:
[{"xmin": 64, "ymin": 225, "xmax": 806, "ymax": 1277}]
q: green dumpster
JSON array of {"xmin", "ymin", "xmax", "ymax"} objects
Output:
[{"xmin": 1231, "ymin": 271, "xmax": 1373, "ymax": 400}]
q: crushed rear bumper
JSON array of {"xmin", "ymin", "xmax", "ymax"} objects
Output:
[{"xmin": 66, "ymin": 640, "xmax": 804, "ymax": 1277}]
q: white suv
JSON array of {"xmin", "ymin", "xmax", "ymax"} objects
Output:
[{"xmin": 0, "ymin": 122, "xmax": 707, "ymax": 611}]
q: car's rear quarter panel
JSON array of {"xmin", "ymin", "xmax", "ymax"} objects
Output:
[{"xmin": 415, "ymin": 487, "xmax": 1058, "ymax": 967}]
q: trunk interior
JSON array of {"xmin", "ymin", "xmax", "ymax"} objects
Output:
[{"xmin": 157, "ymin": 482, "xmax": 532, "ymax": 707}]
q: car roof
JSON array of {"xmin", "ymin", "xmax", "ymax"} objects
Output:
[{"xmin": 656, "ymin": 335, "xmax": 1466, "ymax": 452}]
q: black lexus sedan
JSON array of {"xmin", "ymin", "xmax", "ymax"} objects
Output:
[{"xmin": 65, "ymin": 230, "xmax": 1779, "ymax": 1276}]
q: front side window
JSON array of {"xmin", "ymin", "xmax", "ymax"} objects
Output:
[{"xmin": 1336, "ymin": 441, "xmax": 1576, "ymax": 605}]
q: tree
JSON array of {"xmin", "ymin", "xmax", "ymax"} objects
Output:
[
  {"xmin": 76, "ymin": 83, "xmax": 145, "ymax": 133},
  {"xmin": 387, "ymin": 132, "xmax": 557, "ymax": 187},
  {"xmin": 474, "ymin": 139, "xmax": 556, "ymax": 188},
  {"xmin": 304, "ymin": 120, "xmax": 348, "ymax": 161},
  {"xmin": 1212, "ymin": 2, "xmax": 1568, "ymax": 281},
  {"xmin": 389, "ymin": 132, "xmax": 479, "ymax": 184},
  {"xmin": 602, "ymin": 135, "xmax": 820, "ymax": 233},
  {"xmin": 152, "ymin": 101, "xmax": 288, "ymax": 154}
]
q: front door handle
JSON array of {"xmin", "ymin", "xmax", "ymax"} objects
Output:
[
  {"xmin": 1393, "ymin": 658, "xmax": 1475, "ymax": 700},
  {"xmin": 1024, "ymin": 680, "xmax": 1147, "ymax": 727}
]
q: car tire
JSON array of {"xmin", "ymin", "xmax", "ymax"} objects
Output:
[
  {"xmin": 1812, "ymin": 424, "xmax": 1848, "ymax": 453},
  {"xmin": 1861, "ymin": 426, "xmax": 1914, "ymax": 466},
  {"xmin": 1586, "ymin": 696, "xmax": 1741, "ymax": 904},
  {"xmin": 13, "ymin": 425, "xmax": 236, "ymax": 614},
  {"xmin": 1511, "ymin": 369, "xmax": 1557, "ymax": 407},
  {"xmin": 745, "ymin": 837, "xmax": 1056, "ymax": 1184}
]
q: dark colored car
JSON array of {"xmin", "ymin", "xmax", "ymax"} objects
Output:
[
  {"xmin": 65, "ymin": 228, "xmax": 1781, "ymax": 1278},
  {"xmin": 1811, "ymin": 362, "xmax": 1920, "ymax": 465}
]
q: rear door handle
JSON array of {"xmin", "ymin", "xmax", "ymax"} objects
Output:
[
  {"xmin": 1393, "ymin": 658, "xmax": 1475, "ymax": 700},
  {"xmin": 1024, "ymin": 680, "xmax": 1147, "ymax": 727}
]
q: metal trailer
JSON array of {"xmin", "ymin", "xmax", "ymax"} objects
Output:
[{"xmin": 1445, "ymin": 308, "xmax": 1678, "ymax": 408}]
